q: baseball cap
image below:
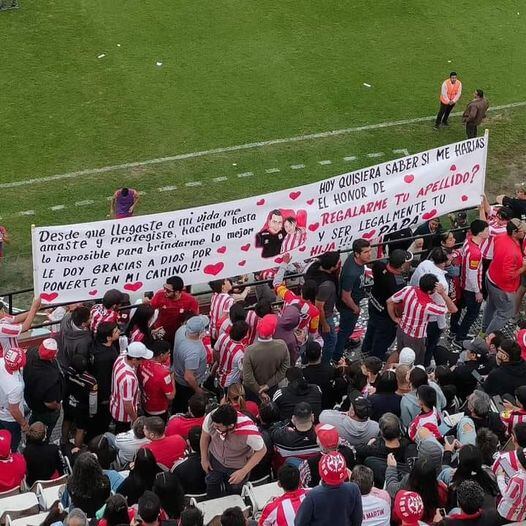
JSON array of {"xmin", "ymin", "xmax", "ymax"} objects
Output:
[
  {"xmin": 315, "ymin": 423, "xmax": 339, "ymax": 450},
  {"xmin": 318, "ymin": 451, "xmax": 347, "ymax": 486},
  {"xmin": 399, "ymin": 347, "xmax": 416, "ymax": 366},
  {"xmin": 4, "ymin": 347, "xmax": 26, "ymax": 374},
  {"xmin": 186, "ymin": 315, "xmax": 209, "ymax": 334},
  {"xmin": 394, "ymin": 491, "xmax": 424, "ymax": 526},
  {"xmin": 127, "ymin": 341, "xmax": 154, "ymax": 360},
  {"xmin": 463, "ymin": 336, "xmax": 488, "ymax": 355},
  {"xmin": 0, "ymin": 430, "xmax": 12, "ymax": 459},
  {"xmin": 257, "ymin": 314, "xmax": 278, "ymax": 338},
  {"xmin": 389, "ymin": 249, "xmax": 413, "ymax": 268},
  {"xmin": 510, "ymin": 218, "xmax": 526, "ymax": 233},
  {"xmin": 38, "ymin": 338, "xmax": 58, "ymax": 361}
]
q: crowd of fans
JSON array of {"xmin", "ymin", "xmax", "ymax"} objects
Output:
[{"xmin": 2, "ymin": 189, "xmax": 526, "ymax": 525}]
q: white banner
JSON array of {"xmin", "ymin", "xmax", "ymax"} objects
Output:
[{"xmin": 32, "ymin": 135, "xmax": 488, "ymax": 304}]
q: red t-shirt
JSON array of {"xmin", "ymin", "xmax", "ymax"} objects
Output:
[
  {"xmin": 143, "ymin": 435, "xmax": 186, "ymax": 469},
  {"xmin": 151, "ymin": 290, "xmax": 199, "ymax": 342},
  {"xmin": 166, "ymin": 415, "xmax": 205, "ymax": 439},
  {"xmin": 138, "ymin": 360, "xmax": 174, "ymax": 414},
  {"xmin": 0, "ymin": 454, "xmax": 26, "ymax": 492},
  {"xmin": 488, "ymin": 234, "xmax": 524, "ymax": 293}
]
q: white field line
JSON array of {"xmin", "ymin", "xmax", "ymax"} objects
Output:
[
  {"xmin": 343, "ymin": 156, "xmax": 357, "ymax": 161},
  {"xmin": 75, "ymin": 199, "xmax": 94, "ymax": 206},
  {"xmin": 158, "ymin": 185, "xmax": 178, "ymax": 192},
  {"xmin": 185, "ymin": 181, "xmax": 202, "ymax": 187},
  {"xmin": 50, "ymin": 205, "xmax": 66, "ymax": 211},
  {"xmin": 237, "ymin": 172, "xmax": 253, "ymax": 178},
  {"xmin": 393, "ymin": 148, "xmax": 410, "ymax": 156},
  {"xmin": 290, "ymin": 164, "xmax": 305, "ymax": 169},
  {"xmin": 212, "ymin": 176, "xmax": 228, "ymax": 182},
  {"xmin": 3, "ymin": 100, "xmax": 524, "ymax": 189},
  {"xmin": 367, "ymin": 152, "xmax": 384, "ymax": 158},
  {"xmin": 265, "ymin": 168, "xmax": 280, "ymax": 173},
  {"xmin": 318, "ymin": 160, "xmax": 332, "ymax": 165},
  {"xmin": 17, "ymin": 210, "xmax": 35, "ymax": 216}
]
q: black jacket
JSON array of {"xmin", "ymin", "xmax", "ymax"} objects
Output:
[
  {"xmin": 438, "ymin": 509, "xmax": 498, "ymax": 526},
  {"xmin": 483, "ymin": 360, "xmax": 526, "ymax": 396},
  {"xmin": 57, "ymin": 313, "xmax": 93, "ymax": 369},
  {"xmin": 90, "ymin": 341, "xmax": 119, "ymax": 403},
  {"xmin": 172, "ymin": 453, "xmax": 206, "ymax": 495},
  {"xmin": 272, "ymin": 382, "xmax": 322, "ymax": 422},
  {"xmin": 23, "ymin": 442, "xmax": 65, "ymax": 486}
]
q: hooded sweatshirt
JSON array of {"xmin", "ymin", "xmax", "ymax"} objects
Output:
[
  {"xmin": 273, "ymin": 305, "xmax": 301, "ymax": 362},
  {"xmin": 273, "ymin": 380, "xmax": 323, "ymax": 421},
  {"xmin": 400, "ymin": 381, "xmax": 446, "ymax": 427},
  {"xmin": 319, "ymin": 410, "xmax": 379, "ymax": 446},
  {"xmin": 483, "ymin": 360, "xmax": 526, "ymax": 396},
  {"xmin": 57, "ymin": 312, "xmax": 93, "ymax": 369}
]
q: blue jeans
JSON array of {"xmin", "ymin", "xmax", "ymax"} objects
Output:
[
  {"xmin": 333, "ymin": 308, "xmax": 360, "ymax": 362},
  {"xmin": 362, "ymin": 306, "xmax": 397, "ymax": 359},
  {"xmin": 450, "ymin": 291, "xmax": 482, "ymax": 340},
  {"xmin": 0, "ymin": 420, "xmax": 21, "ymax": 451},
  {"xmin": 321, "ymin": 315, "xmax": 337, "ymax": 364}
]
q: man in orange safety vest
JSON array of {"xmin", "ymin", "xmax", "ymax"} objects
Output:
[{"xmin": 434, "ymin": 72, "xmax": 462, "ymax": 129}]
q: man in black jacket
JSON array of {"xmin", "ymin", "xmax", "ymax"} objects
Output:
[
  {"xmin": 57, "ymin": 306, "xmax": 93, "ymax": 369},
  {"xmin": 484, "ymin": 339, "xmax": 526, "ymax": 397}
]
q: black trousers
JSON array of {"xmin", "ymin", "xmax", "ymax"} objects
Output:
[
  {"xmin": 466, "ymin": 122, "xmax": 477, "ymax": 138},
  {"xmin": 435, "ymin": 102, "xmax": 455, "ymax": 126}
]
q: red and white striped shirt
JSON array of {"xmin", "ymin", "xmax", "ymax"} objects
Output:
[
  {"xmin": 218, "ymin": 310, "xmax": 258, "ymax": 346},
  {"xmin": 461, "ymin": 238, "xmax": 484, "ymax": 293},
  {"xmin": 259, "ymin": 489, "xmax": 307, "ymax": 526},
  {"xmin": 110, "ymin": 356, "xmax": 139, "ymax": 423},
  {"xmin": 501, "ymin": 410, "xmax": 526, "ymax": 435},
  {"xmin": 0, "ymin": 317, "xmax": 22, "ymax": 356},
  {"xmin": 90, "ymin": 304, "xmax": 119, "ymax": 334},
  {"xmin": 497, "ymin": 470, "xmax": 526, "ymax": 522},
  {"xmin": 408, "ymin": 408, "xmax": 442, "ymax": 441},
  {"xmin": 275, "ymin": 284, "xmax": 319, "ymax": 334},
  {"xmin": 480, "ymin": 210, "xmax": 507, "ymax": 260},
  {"xmin": 389, "ymin": 286, "xmax": 447, "ymax": 339},
  {"xmin": 214, "ymin": 332, "xmax": 245, "ymax": 388},
  {"xmin": 281, "ymin": 229, "xmax": 306, "ymax": 253},
  {"xmin": 492, "ymin": 450, "xmax": 521, "ymax": 480},
  {"xmin": 209, "ymin": 293, "xmax": 235, "ymax": 340}
]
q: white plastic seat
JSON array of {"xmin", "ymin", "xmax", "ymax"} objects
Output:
[
  {"xmin": 0, "ymin": 488, "xmax": 19, "ymax": 499},
  {"xmin": 29, "ymin": 474, "xmax": 68, "ymax": 493},
  {"xmin": 6, "ymin": 511, "xmax": 49, "ymax": 526},
  {"xmin": 36, "ymin": 483, "xmax": 65, "ymax": 511},
  {"xmin": 242, "ymin": 482, "xmax": 283, "ymax": 517},
  {"xmin": 193, "ymin": 494, "xmax": 249, "ymax": 525},
  {"xmin": 0, "ymin": 492, "xmax": 39, "ymax": 524}
]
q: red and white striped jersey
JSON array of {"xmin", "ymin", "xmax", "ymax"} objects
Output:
[
  {"xmin": 461, "ymin": 238, "xmax": 484, "ymax": 293},
  {"xmin": 281, "ymin": 229, "xmax": 306, "ymax": 253},
  {"xmin": 492, "ymin": 450, "xmax": 521, "ymax": 479},
  {"xmin": 0, "ymin": 316, "xmax": 22, "ymax": 356},
  {"xmin": 501, "ymin": 410, "xmax": 526, "ymax": 435},
  {"xmin": 389, "ymin": 286, "xmax": 447, "ymax": 339},
  {"xmin": 259, "ymin": 489, "xmax": 307, "ymax": 526},
  {"xmin": 218, "ymin": 310, "xmax": 258, "ymax": 346},
  {"xmin": 129, "ymin": 327, "xmax": 145, "ymax": 343},
  {"xmin": 214, "ymin": 332, "xmax": 245, "ymax": 388},
  {"xmin": 110, "ymin": 355, "xmax": 139, "ymax": 423},
  {"xmin": 408, "ymin": 408, "xmax": 442, "ymax": 441},
  {"xmin": 480, "ymin": 211, "xmax": 507, "ymax": 260},
  {"xmin": 275, "ymin": 284, "xmax": 319, "ymax": 334},
  {"xmin": 209, "ymin": 293, "xmax": 235, "ymax": 340},
  {"xmin": 90, "ymin": 304, "xmax": 119, "ymax": 334},
  {"xmin": 497, "ymin": 470, "xmax": 526, "ymax": 522}
]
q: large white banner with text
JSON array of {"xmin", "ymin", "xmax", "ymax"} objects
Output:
[{"xmin": 32, "ymin": 135, "xmax": 488, "ymax": 304}]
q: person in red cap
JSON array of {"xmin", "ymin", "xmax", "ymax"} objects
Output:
[
  {"xmin": 23, "ymin": 338, "xmax": 64, "ymax": 440},
  {"xmin": 0, "ymin": 347, "xmax": 28, "ymax": 451},
  {"xmin": 0, "ymin": 429, "xmax": 26, "ymax": 492},
  {"xmin": 393, "ymin": 490, "xmax": 427, "ymax": 526},
  {"xmin": 295, "ymin": 451, "xmax": 362, "ymax": 526},
  {"xmin": 243, "ymin": 314, "xmax": 290, "ymax": 402}
]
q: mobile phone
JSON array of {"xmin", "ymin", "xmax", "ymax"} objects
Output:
[
  {"xmin": 445, "ymin": 435, "xmax": 455, "ymax": 446},
  {"xmin": 438, "ymin": 508, "xmax": 446, "ymax": 518},
  {"xmin": 500, "ymin": 456, "xmax": 515, "ymax": 478}
]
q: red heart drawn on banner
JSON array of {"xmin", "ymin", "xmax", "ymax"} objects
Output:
[
  {"xmin": 238, "ymin": 260, "xmax": 246, "ymax": 267},
  {"xmin": 241, "ymin": 243, "xmax": 250, "ymax": 252},
  {"xmin": 217, "ymin": 246, "xmax": 227, "ymax": 254},
  {"xmin": 274, "ymin": 256, "xmax": 284, "ymax": 264},
  {"xmin": 256, "ymin": 199, "xmax": 265, "ymax": 206},
  {"xmin": 308, "ymin": 223, "xmax": 319, "ymax": 232},
  {"xmin": 204, "ymin": 262, "xmax": 224, "ymax": 276},
  {"xmin": 306, "ymin": 199, "xmax": 315, "ymax": 205},
  {"xmin": 40, "ymin": 292, "xmax": 58, "ymax": 303},
  {"xmin": 289, "ymin": 191, "xmax": 301, "ymax": 200},
  {"xmin": 422, "ymin": 209, "xmax": 438, "ymax": 220},
  {"xmin": 461, "ymin": 195, "xmax": 468, "ymax": 202},
  {"xmin": 363, "ymin": 229, "xmax": 376, "ymax": 240},
  {"xmin": 124, "ymin": 282, "xmax": 143, "ymax": 292},
  {"xmin": 404, "ymin": 175, "xmax": 414, "ymax": 184},
  {"xmin": 450, "ymin": 164, "xmax": 457, "ymax": 171},
  {"xmin": 88, "ymin": 290, "xmax": 98, "ymax": 297},
  {"xmin": 298, "ymin": 246, "xmax": 306, "ymax": 252}
]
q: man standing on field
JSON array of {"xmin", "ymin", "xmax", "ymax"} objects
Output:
[{"xmin": 434, "ymin": 72, "xmax": 462, "ymax": 129}]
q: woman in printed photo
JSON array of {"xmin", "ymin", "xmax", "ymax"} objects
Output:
[{"xmin": 281, "ymin": 216, "xmax": 306, "ymax": 252}]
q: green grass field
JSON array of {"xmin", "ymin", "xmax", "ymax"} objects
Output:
[{"xmin": 1, "ymin": 0, "xmax": 526, "ymax": 292}]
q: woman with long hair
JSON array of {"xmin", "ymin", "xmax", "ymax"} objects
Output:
[
  {"xmin": 63, "ymin": 452, "xmax": 111, "ymax": 517},
  {"xmin": 116, "ymin": 447, "xmax": 161, "ymax": 505},
  {"xmin": 223, "ymin": 383, "xmax": 259, "ymax": 420},
  {"xmin": 369, "ymin": 370, "xmax": 402, "ymax": 420},
  {"xmin": 99, "ymin": 494, "xmax": 134, "ymax": 526},
  {"xmin": 153, "ymin": 472, "xmax": 186, "ymax": 519},
  {"xmin": 126, "ymin": 304, "xmax": 156, "ymax": 343}
]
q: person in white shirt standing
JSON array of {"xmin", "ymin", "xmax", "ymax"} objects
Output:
[
  {"xmin": 410, "ymin": 247, "xmax": 450, "ymax": 366},
  {"xmin": 351, "ymin": 465, "xmax": 390, "ymax": 526},
  {"xmin": 0, "ymin": 347, "xmax": 29, "ymax": 451}
]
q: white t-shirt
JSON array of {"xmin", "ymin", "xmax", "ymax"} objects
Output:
[
  {"xmin": 0, "ymin": 358, "xmax": 24, "ymax": 422},
  {"xmin": 361, "ymin": 488, "xmax": 391, "ymax": 526}
]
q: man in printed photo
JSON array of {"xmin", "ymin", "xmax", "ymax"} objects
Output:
[{"xmin": 256, "ymin": 209, "xmax": 286, "ymax": 258}]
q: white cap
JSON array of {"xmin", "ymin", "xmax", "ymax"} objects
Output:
[
  {"xmin": 399, "ymin": 347, "xmax": 416, "ymax": 366},
  {"xmin": 126, "ymin": 341, "xmax": 153, "ymax": 360}
]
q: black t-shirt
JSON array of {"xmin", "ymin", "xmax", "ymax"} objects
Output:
[
  {"xmin": 64, "ymin": 366, "xmax": 97, "ymax": 412},
  {"xmin": 90, "ymin": 341, "xmax": 118, "ymax": 403},
  {"xmin": 303, "ymin": 363, "xmax": 336, "ymax": 409},
  {"xmin": 23, "ymin": 349, "xmax": 64, "ymax": 413},
  {"xmin": 384, "ymin": 228, "xmax": 413, "ymax": 253},
  {"xmin": 369, "ymin": 261, "xmax": 406, "ymax": 316},
  {"xmin": 502, "ymin": 196, "xmax": 526, "ymax": 220},
  {"xmin": 172, "ymin": 453, "xmax": 206, "ymax": 495},
  {"xmin": 414, "ymin": 222, "xmax": 443, "ymax": 251},
  {"xmin": 255, "ymin": 229, "xmax": 285, "ymax": 258},
  {"xmin": 339, "ymin": 256, "xmax": 366, "ymax": 307},
  {"xmin": 23, "ymin": 442, "xmax": 65, "ymax": 486}
]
